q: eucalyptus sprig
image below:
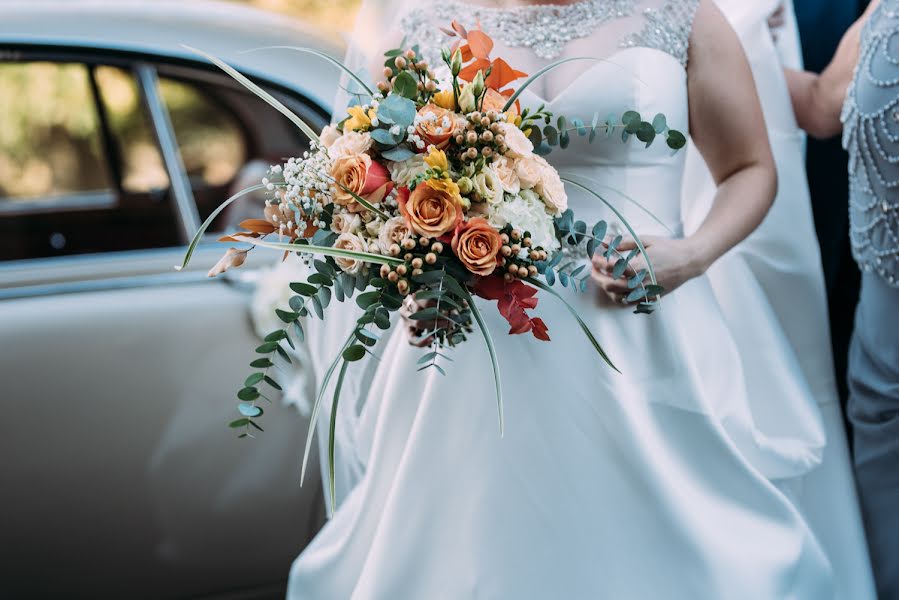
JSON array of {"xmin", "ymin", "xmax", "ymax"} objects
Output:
[{"xmin": 528, "ymin": 110, "xmax": 687, "ymax": 155}]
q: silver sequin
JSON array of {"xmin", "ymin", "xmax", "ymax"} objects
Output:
[
  {"xmin": 842, "ymin": 0, "xmax": 899, "ymax": 287},
  {"xmin": 400, "ymin": 0, "xmax": 699, "ymax": 65}
]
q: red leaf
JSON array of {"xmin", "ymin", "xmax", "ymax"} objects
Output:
[
  {"xmin": 531, "ymin": 318, "xmax": 550, "ymax": 341},
  {"xmin": 458, "ymin": 43, "xmax": 474, "ymax": 63},
  {"xmin": 473, "ymin": 276, "xmax": 550, "ymax": 341},
  {"xmin": 451, "ymin": 20, "xmax": 468, "ymax": 38}
]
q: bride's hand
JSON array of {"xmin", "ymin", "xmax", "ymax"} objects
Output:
[{"xmin": 590, "ymin": 236, "xmax": 705, "ymax": 305}]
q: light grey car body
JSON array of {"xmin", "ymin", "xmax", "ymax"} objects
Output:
[{"xmin": 0, "ymin": 2, "xmax": 342, "ymax": 597}]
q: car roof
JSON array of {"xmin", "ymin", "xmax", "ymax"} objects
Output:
[{"xmin": 0, "ymin": 0, "xmax": 346, "ymax": 112}]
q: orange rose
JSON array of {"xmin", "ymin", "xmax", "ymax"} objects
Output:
[
  {"xmin": 452, "ymin": 217, "xmax": 502, "ymax": 276},
  {"xmin": 415, "ymin": 104, "xmax": 461, "ymax": 151},
  {"xmin": 480, "ymin": 88, "xmax": 520, "ymax": 119},
  {"xmin": 330, "ymin": 153, "xmax": 391, "ymax": 212},
  {"xmin": 399, "ymin": 179, "xmax": 463, "ymax": 238}
]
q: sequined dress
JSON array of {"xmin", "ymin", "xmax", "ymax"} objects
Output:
[{"xmin": 288, "ymin": 2, "xmax": 852, "ymax": 598}]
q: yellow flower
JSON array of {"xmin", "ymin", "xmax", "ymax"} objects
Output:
[
  {"xmin": 424, "ymin": 147, "xmax": 449, "ymax": 172},
  {"xmin": 425, "ymin": 177, "xmax": 463, "ymax": 204},
  {"xmin": 432, "ymin": 89, "xmax": 456, "ymax": 110},
  {"xmin": 344, "ymin": 105, "xmax": 376, "ymax": 132}
]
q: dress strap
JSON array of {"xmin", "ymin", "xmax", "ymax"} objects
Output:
[{"xmin": 621, "ymin": 0, "xmax": 701, "ymax": 68}]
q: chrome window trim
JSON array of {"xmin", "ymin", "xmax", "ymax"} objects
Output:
[
  {"xmin": 0, "ymin": 243, "xmax": 271, "ymax": 298},
  {"xmin": 0, "ymin": 190, "xmax": 116, "ymax": 215},
  {"xmin": 135, "ymin": 63, "xmax": 201, "ymax": 243},
  {"xmin": 0, "ymin": 269, "xmax": 215, "ymax": 301}
]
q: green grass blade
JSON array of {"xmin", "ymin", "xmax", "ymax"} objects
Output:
[
  {"xmin": 503, "ymin": 57, "xmax": 598, "ymax": 112},
  {"xmin": 300, "ymin": 331, "xmax": 354, "ymax": 486},
  {"xmin": 240, "ymin": 46, "xmax": 374, "ymax": 98},
  {"xmin": 525, "ymin": 277, "xmax": 619, "ymax": 372},
  {"xmin": 457, "ymin": 285, "xmax": 504, "ymax": 436},
  {"xmin": 183, "ymin": 45, "xmax": 320, "ymax": 144},
  {"xmin": 328, "ymin": 360, "xmax": 349, "ymax": 514},
  {"xmin": 231, "ymin": 236, "xmax": 402, "ymax": 266},
  {"xmin": 560, "ymin": 176, "xmax": 658, "ymax": 286},
  {"xmin": 176, "ymin": 183, "xmax": 275, "ymax": 271},
  {"xmin": 332, "ymin": 181, "xmax": 390, "ymax": 220},
  {"xmin": 577, "ymin": 179, "xmax": 675, "ymax": 236}
]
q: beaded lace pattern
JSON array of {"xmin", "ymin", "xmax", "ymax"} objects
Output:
[
  {"xmin": 399, "ymin": 0, "xmax": 699, "ymax": 65},
  {"xmin": 842, "ymin": 0, "xmax": 899, "ymax": 286}
]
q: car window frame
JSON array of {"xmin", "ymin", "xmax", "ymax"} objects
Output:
[{"xmin": 0, "ymin": 44, "xmax": 330, "ymax": 299}]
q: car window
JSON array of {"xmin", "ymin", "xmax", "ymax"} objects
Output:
[
  {"xmin": 0, "ymin": 62, "xmax": 113, "ymax": 202},
  {"xmin": 95, "ymin": 65, "xmax": 170, "ymax": 194},
  {"xmin": 0, "ymin": 61, "xmax": 182, "ymax": 262},
  {"xmin": 159, "ymin": 77, "xmax": 247, "ymax": 191},
  {"xmin": 157, "ymin": 73, "xmax": 320, "ymax": 234}
]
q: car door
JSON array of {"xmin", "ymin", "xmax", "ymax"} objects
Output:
[{"xmin": 0, "ymin": 50, "xmax": 327, "ymax": 599}]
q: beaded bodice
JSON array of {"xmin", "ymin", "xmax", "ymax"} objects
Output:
[
  {"xmin": 842, "ymin": 0, "xmax": 899, "ymax": 287},
  {"xmin": 399, "ymin": 0, "xmax": 699, "ymax": 65}
]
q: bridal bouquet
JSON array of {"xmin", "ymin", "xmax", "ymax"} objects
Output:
[{"xmin": 179, "ymin": 22, "xmax": 685, "ymax": 507}]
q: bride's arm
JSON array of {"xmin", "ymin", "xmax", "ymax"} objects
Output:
[
  {"xmin": 685, "ymin": 0, "xmax": 777, "ymax": 275},
  {"xmin": 593, "ymin": 0, "xmax": 776, "ymax": 303},
  {"xmin": 783, "ymin": 0, "xmax": 880, "ymax": 139}
]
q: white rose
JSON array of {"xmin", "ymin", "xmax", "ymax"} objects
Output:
[
  {"xmin": 492, "ymin": 156, "xmax": 521, "ymax": 195},
  {"xmin": 328, "ymin": 131, "xmax": 373, "ymax": 159},
  {"xmin": 488, "ymin": 190, "xmax": 559, "ymax": 252},
  {"xmin": 319, "ymin": 124, "xmax": 340, "ymax": 148},
  {"xmin": 515, "ymin": 155, "xmax": 543, "ymax": 189},
  {"xmin": 498, "ymin": 122, "xmax": 534, "ymax": 158},
  {"xmin": 535, "ymin": 161, "xmax": 568, "ymax": 214},
  {"xmin": 331, "ymin": 211, "xmax": 362, "ymax": 234},
  {"xmin": 389, "ymin": 154, "xmax": 427, "ymax": 187},
  {"xmin": 333, "ymin": 232, "xmax": 367, "ymax": 274},
  {"xmin": 378, "ymin": 216, "xmax": 412, "ymax": 252},
  {"xmin": 473, "ymin": 167, "xmax": 503, "ymax": 204}
]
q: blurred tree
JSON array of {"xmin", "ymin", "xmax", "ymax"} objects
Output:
[{"xmin": 224, "ymin": 0, "xmax": 361, "ymax": 31}]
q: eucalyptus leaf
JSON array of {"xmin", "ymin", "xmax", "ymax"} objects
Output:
[
  {"xmin": 290, "ymin": 282, "xmax": 318, "ymax": 296},
  {"xmin": 237, "ymin": 387, "xmax": 260, "ymax": 401},
  {"xmin": 245, "ymin": 373, "xmax": 265, "ymax": 387},
  {"xmin": 392, "ymin": 71, "xmax": 419, "ymax": 99},
  {"xmin": 342, "ymin": 345, "xmax": 366, "ymax": 362},
  {"xmin": 239, "ymin": 403, "xmax": 262, "ymax": 418},
  {"xmin": 381, "ymin": 145, "xmax": 417, "ymax": 162},
  {"xmin": 652, "ymin": 113, "xmax": 667, "ymax": 133}
]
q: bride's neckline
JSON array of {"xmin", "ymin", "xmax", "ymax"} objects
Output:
[
  {"xmin": 449, "ymin": 0, "xmax": 594, "ymax": 9},
  {"xmin": 417, "ymin": 0, "xmax": 639, "ymax": 59}
]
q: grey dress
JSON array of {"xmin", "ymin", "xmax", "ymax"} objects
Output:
[{"xmin": 841, "ymin": 1, "xmax": 899, "ymax": 597}]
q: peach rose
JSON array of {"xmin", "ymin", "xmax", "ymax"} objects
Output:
[
  {"xmin": 451, "ymin": 217, "xmax": 502, "ymax": 276},
  {"xmin": 497, "ymin": 121, "xmax": 534, "ymax": 158},
  {"xmin": 399, "ymin": 179, "xmax": 463, "ymax": 238},
  {"xmin": 415, "ymin": 104, "xmax": 461, "ymax": 151},
  {"xmin": 378, "ymin": 216, "xmax": 412, "ymax": 252},
  {"xmin": 333, "ymin": 232, "xmax": 367, "ymax": 274},
  {"xmin": 330, "ymin": 153, "xmax": 391, "ymax": 212},
  {"xmin": 480, "ymin": 88, "xmax": 520, "ymax": 120}
]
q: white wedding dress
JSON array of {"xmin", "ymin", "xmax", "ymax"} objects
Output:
[{"xmin": 285, "ymin": 1, "xmax": 873, "ymax": 598}]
